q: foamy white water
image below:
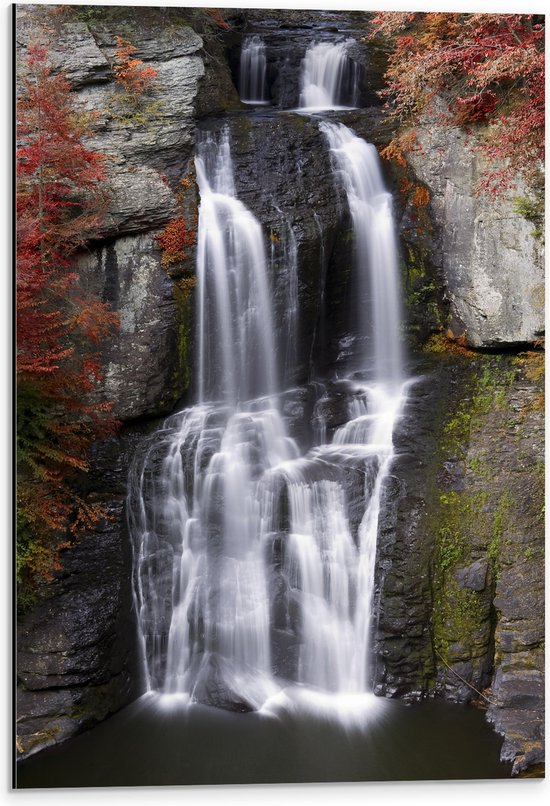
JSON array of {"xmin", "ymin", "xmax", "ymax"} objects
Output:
[
  {"xmin": 321, "ymin": 121, "xmax": 403, "ymax": 389},
  {"xmin": 195, "ymin": 130, "xmax": 277, "ymax": 404}
]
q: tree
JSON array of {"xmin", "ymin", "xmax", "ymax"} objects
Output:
[
  {"xmin": 16, "ymin": 44, "xmax": 118, "ymax": 604},
  {"xmin": 369, "ymin": 12, "xmax": 545, "ymax": 195},
  {"xmin": 113, "ymin": 35, "xmax": 158, "ymax": 97}
]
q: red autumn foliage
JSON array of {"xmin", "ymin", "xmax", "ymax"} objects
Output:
[
  {"xmin": 113, "ymin": 35, "xmax": 158, "ymax": 95},
  {"xmin": 156, "ymin": 176, "xmax": 197, "ymax": 269},
  {"xmin": 156, "ymin": 216, "xmax": 196, "ymax": 269},
  {"xmin": 369, "ymin": 12, "xmax": 545, "ymax": 194},
  {"xmin": 206, "ymin": 8, "xmax": 231, "ymax": 31},
  {"xmin": 17, "ymin": 44, "xmax": 119, "ymax": 596}
]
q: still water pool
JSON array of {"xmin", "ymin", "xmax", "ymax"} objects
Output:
[{"xmin": 17, "ymin": 693, "xmax": 511, "ymax": 788}]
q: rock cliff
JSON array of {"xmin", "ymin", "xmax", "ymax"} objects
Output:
[{"xmin": 407, "ymin": 113, "xmax": 544, "ymax": 349}]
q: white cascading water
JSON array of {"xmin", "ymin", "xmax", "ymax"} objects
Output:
[
  {"xmin": 130, "ymin": 129, "xmax": 298, "ymax": 708},
  {"xmin": 195, "ymin": 130, "xmax": 276, "ymax": 404},
  {"xmin": 298, "ymin": 39, "xmax": 359, "ymax": 111},
  {"xmin": 239, "ymin": 36, "xmax": 269, "ymax": 105},
  {"xmin": 129, "ymin": 46, "xmax": 406, "ymax": 719},
  {"xmin": 320, "ymin": 121, "xmax": 403, "ymax": 390}
]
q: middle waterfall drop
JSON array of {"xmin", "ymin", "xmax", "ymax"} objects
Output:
[{"xmin": 129, "ymin": 110, "xmax": 406, "ymax": 717}]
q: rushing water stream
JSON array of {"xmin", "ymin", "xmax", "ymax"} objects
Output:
[{"xmin": 18, "ymin": 33, "xmax": 511, "ymax": 788}]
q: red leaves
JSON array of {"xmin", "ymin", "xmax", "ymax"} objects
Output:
[
  {"xmin": 156, "ymin": 174, "xmax": 197, "ymax": 269},
  {"xmin": 17, "ymin": 45, "xmax": 118, "ymax": 594},
  {"xmin": 113, "ymin": 36, "xmax": 158, "ymax": 95},
  {"xmin": 369, "ymin": 12, "xmax": 545, "ymax": 193},
  {"xmin": 455, "ymin": 91, "xmax": 498, "ymax": 124},
  {"xmin": 206, "ymin": 8, "xmax": 231, "ymax": 30},
  {"xmin": 156, "ymin": 217, "xmax": 195, "ymax": 269}
]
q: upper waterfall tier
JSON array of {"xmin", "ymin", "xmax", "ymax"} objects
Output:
[
  {"xmin": 298, "ymin": 40, "xmax": 359, "ymax": 111},
  {"xmin": 239, "ymin": 36, "xmax": 269, "ymax": 105}
]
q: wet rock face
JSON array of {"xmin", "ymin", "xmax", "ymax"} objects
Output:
[
  {"xmin": 16, "ymin": 430, "xmax": 149, "ymax": 759},
  {"xmin": 485, "ymin": 376, "xmax": 545, "ymax": 774},
  {"xmin": 372, "ymin": 360, "xmax": 452, "ymax": 699},
  {"xmin": 407, "ymin": 116, "xmax": 544, "ymax": 348},
  {"xmin": 373, "ymin": 350, "xmax": 544, "ymax": 773},
  {"xmin": 204, "ymin": 112, "xmax": 357, "ymax": 385}
]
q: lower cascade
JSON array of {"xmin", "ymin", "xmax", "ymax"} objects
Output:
[{"xmin": 128, "ymin": 121, "xmax": 407, "ymax": 716}]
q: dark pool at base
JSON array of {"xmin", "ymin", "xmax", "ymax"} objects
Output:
[{"xmin": 16, "ymin": 695, "xmax": 512, "ymax": 788}]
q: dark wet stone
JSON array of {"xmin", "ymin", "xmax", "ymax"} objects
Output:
[{"xmin": 455, "ymin": 559, "xmax": 488, "ymax": 592}]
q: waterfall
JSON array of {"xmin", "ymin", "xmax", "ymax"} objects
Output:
[
  {"xmin": 320, "ymin": 121, "xmax": 403, "ymax": 389},
  {"xmin": 239, "ymin": 36, "xmax": 269, "ymax": 105},
  {"xmin": 298, "ymin": 40, "xmax": 359, "ymax": 111},
  {"xmin": 195, "ymin": 129, "xmax": 277, "ymax": 404},
  {"xmin": 129, "ymin": 100, "xmax": 406, "ymax": 716}
]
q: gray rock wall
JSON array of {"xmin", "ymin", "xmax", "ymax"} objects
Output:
[
  {"xmin": 15, "ymin": 4, "xmax": 224, "ymax": 758},
  {"xmin": 16, "ymin": 430, "xmax": 146, "ymax": 758},
  {"xmin": 407, "ymin": 118, "xmax": 544, "ymax": 348}
]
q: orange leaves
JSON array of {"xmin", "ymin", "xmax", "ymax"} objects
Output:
[
  {"xmin": 156, "ymin": 218, "xmax": 187, "ymax": 268},
  {"xmin": 379, "ymin": 131, "xmax": 429, "ymax": 214},
  {"xmin": 157, "ymin": 216, "xmax": 196, "ymax": 269},
  {"xmin": 369, "ymin": 12, "xmax": 415, "ymax": 38},
  {"xmin": 113, "ymin": 36, "xmax": 158, "ymax": 96},
  {"xmin": 412, "ymin": 185, "xmax": 430, "ymax": 208},
  {"xmin": 381, "ymin": 132, "xmax": 419, "ymax": 170},
  {"xmin": 369, "ymin": 12, "xmax": 545, "ymax": 194},
  {"xmin": 206, "ymin": 8, "xmax": 231, "ymax": 30},
  {"xmin": 156, "ymin": 173, "xmax": 197, "ymax": 270},
  {"xmin": 380, "ymin": 139, "xmax": 407, "ymax": 168}
]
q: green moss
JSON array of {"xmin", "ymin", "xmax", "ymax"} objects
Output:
[
  {"xmin": 402, "ymin": 243, "xmax": 447, "ymax": 339},
  {"xmin": 429, "ymin": 357, "xmax": 520, "ymax": 666},
  {"xmin": 107, "ymin": 94, "xmax": 166, "ymax": 129},
  {"xmin": 513, "ymin": 194, "xmax": 544, "ymax": 241},
  {"xmin": 173, "ymin": 277, "xmax": 195, "ymax": 396}
]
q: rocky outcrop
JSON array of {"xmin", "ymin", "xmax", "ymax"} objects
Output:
[
  {"xmin": 15, "ymin": 3, "xmax": 225, "ymax": 758},
  {"xmin": 407, "ymin": 116, "xmax": 544, "ymax": 348},
  {"xmin": 373, "ymin": 348, "xmax": 545, "ymax": 773},
  {"xmin": 486, "ymin": 372, "xmax": 545, "ymax": 774},
  {"xmin": 79, "ymin": 233, "xmax": 194, "ymax": 421},
  {"xmin": 16, "ymin": 430, "xmax": 147, "ymax": 759},
  {"xmin": 16, "ymin": 5, "xmax": 228, "ymax": 421}
]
